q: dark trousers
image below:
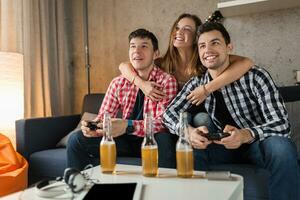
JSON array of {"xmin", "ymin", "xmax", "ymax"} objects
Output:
[
  {"xmin": 193, "ymin": 137, "xmax": 300, "ymax": 200},
  {"xmin": 66, "ymin": 129, "xmax": 178, "ymax": 170}
]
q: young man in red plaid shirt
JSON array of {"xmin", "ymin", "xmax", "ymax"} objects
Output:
[{"xmin": 67, "ymin": 28, "xmax": 178, "ymax": 170}]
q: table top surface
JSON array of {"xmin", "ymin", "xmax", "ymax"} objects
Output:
[{"xmin": 3, "ymin": 164, "xmax": 244, "ymax": 200}]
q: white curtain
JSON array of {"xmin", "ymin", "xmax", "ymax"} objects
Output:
[
  {"xmin": 1, "ymin": 0, "xmax": 72, "ymax": 118},
  {"xmin": 0, "ymin": 0, "xmax": 23, "ymax": 52}
]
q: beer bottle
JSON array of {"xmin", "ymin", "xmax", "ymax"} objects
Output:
[
  {"xmin": 141, "ymin": 113, "xmax": 158, "ymax": 177},
  {"xmin": 100, "ymin": 112, "xmax": 116, "ymax": 173},
  {"xmin": 176, "ymin": 112, "xmax": 194, "ymax": 178}
]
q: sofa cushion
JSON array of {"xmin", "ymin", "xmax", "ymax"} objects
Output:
[
  {"xmin": 30, "ymin": 147, "xmax": 141, "ymax": 179},
  {"xmin": 56, "ymin": 112, "xmax": 97, "ymax": 147},
  {"xmin": 29, "ymin": 148, "xmax": 67, "ymax": 178},
  {"xmin": 117, "ymin": 157, "xmax": 141, "ymax": 166}
]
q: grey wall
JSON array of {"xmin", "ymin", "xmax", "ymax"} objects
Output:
[
  {"xmin": 67, "ymin": 0, "xmax": 300, "ymax": 113},
  {"xmin": 225, "ymin": 7, "xmax": 300, "ymax": 86}
]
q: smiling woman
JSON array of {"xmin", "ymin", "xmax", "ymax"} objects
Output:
[{"xmin": 0, "ymin": 52, "xmax": 23, "ymax": 148}]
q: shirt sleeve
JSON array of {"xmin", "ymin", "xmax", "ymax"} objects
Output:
[
  {"xmin": 247, "ymin": 68, "xmax": 291, "ymax": 141},
  {"xmin": 163, "ymin": 77, "xmax": 201, "ymax": 135},
  {"xmin": 97, "ymin": 78, "xmax": 121, "ymax": 121},
  {"xmin": 132, "ymin": 75, "xmax": 178, "ymax": 137}
]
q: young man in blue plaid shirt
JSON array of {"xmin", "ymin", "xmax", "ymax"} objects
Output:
[{"xmin": 163, "ymin": 22, "xmax": 299, "ymax": 200}]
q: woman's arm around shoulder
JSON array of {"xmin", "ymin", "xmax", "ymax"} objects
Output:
[
  {"xmin": 118, "ymin": 61, "xmax": 165, "ymax": 101},
  {"xmin": 187, "ymin": 55, "xmax": 254, "ymax": 105}
]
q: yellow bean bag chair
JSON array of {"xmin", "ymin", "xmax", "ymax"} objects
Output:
[{"xmin": 0, "ymin": 133, "xmax": 28, "ymax": 196}]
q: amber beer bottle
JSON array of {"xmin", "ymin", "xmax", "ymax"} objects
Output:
[
  {"xmin": 100, "ymin": 112, "xmax": 116, "ymax": 173},
  {"xmin": 176, "ymin": 112, "xmax": 194, "ymax": 178},
  {"xmin": 141, "ymin": 113, "xmax": 158, "ymax": 177}
]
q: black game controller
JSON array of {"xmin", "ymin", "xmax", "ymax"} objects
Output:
[
  {"xmin": 201, "ymin": 132, "xmax": 230, "ymax": 141},
  {"xmin": 86, "ymin": 121, "xmax": 99, "ymax": 131}
]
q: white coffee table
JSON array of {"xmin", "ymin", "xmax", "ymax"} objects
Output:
[{"xmin": 2, "ymin": 164, "xmax": 243, "ymax": 200}]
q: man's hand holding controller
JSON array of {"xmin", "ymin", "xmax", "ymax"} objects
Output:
[
  {"xmin": 81, "ymin": 119, "xmax": 128, "ymax": 138},
  {"xmin": 188, "ymin": 126, "xmax": 212, "ymax": 149},
  {"xmin": 213, "ymin": 125, "xmax": 255, "ymax": 149},
  {"xmin": 189, "ymin": 125, "xmax": 253, "ymax": 149},
  {"xmin": 81, "ymin": 120, "xmax": 103, "ymax": 137},
  {"xmin": 189, "ymin": 125, "xmax": 230, "ymax": 150},
  {"xmin": 200, "ymin": 132, "xmax": 230, "ymax": 141}
]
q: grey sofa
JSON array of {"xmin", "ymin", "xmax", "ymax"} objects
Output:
[{"xmin": 16, "ymin": 86, "xmax": 300, "ymax": 199}]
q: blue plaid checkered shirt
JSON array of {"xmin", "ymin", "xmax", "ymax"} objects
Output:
[{"xmin": 163, "ymin": 66, "xmax": 291, "ymax": 141}]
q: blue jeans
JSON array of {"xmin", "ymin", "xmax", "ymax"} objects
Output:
[
  {"xmin": 155, "ymin": 132, "xmax": 178, "ymax": 168},
  {"xmin": 193, "ymin": 136, "xmax": 300, "ymax": 200},
  {"xmin": 192, "ymin": 112, "xmax": 217, "ymax": 132},
  {"xmin": 193, "ymin": 112, "xmax": 300, "ymax": 199},
  {"xmin": 67, "ymin": 129, "xmax": 143, "ymax": 170},
  {"xmin": 66, "ymin": 129, "xmax": 177, "ymax": 170}
]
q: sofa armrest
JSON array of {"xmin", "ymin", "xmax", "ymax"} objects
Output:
[{"xmin": 15, "ymin": 114, "xmax": 81, "ymax": 159}]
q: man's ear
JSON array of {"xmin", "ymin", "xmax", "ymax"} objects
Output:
[
  {"xmin": 153, "ymin": 50, "xmax": 160, "ymax": 60},
  {"xmin": 227, "ymin": 43, "xmax": 233, "ymax": 53}
]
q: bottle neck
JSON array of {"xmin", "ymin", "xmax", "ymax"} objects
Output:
[
  {"xmin": 144, "ymin": 113, "xmax": 153, "ymax": 138},
  {"xmin": 105, "ymin": 131, "xmax": 113, "ymax": 139},
  {"xmin": 145, "ymin": 131, "xmax": 154, "ymax": 140},
  {"xmin": 178, "ymin": 112, "xmax": 190, "ymax": 142},
  {"xmin": 143, "ymin": 113, "xmax": 157, "ymax": 146},
  {"xmin": 103, "ymin": 112, "xmax": 113, "ymax": 141}
]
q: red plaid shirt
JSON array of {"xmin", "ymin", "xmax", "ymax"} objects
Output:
[{"xmin": 97, "ymin": 66, "xmax": 177, "ymax": 137}]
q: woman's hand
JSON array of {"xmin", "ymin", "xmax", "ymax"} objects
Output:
[
  {"xmin": 140, "ymin": 80, "xmax": 165, "ymax": 101},
  {"xmin": 186, "ymin": 85, "xmax": 207, "ymax": 105}
]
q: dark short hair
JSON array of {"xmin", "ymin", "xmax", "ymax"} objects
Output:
[
  {"xmin": 197, "ymin": 22, "xmax": 231, "ymax": 45},
  {"xmin": 128, "ymin": 28, "xmax": 159, "ymax": 51}
]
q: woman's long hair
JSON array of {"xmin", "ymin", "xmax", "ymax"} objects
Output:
[{"xmin": 160, "ymin": 13, "xmax": 206, "ymax": 78}]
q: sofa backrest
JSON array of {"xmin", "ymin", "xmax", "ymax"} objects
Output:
[
  {"xmin": 278, "ymin": 85, "xmax": 300, "ymax": 103},
  {"xmin": 81, "ymin": 93, "xmax": 105, "ymax": 114},
  {"xmin": 279, "ymin": 85, "xmax": 300, "ymax": 158},
  {"xmin": 81, "ymin": 86, "xmax": 300, "ymax": 117},
  {"xmin": 82, "ymin": 86, "xmax": 300, "ymax": 157},
  {"xmin": 81, "ymin": 93, "xmax": 121, "ymax": 118}
]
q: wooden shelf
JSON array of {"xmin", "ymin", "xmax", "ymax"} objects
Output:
[{"xmin": 217, "ymin": 0, "xmax": 300, "ymax": 17}]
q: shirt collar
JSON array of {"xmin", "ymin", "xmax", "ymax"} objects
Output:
[
  {"xmin": 203, "ymin": 71, "xmax": 213, "ymax": 83},
  {"xmin": 147, "ymin": 65, "xmax": 159, "ymax": 82}
]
